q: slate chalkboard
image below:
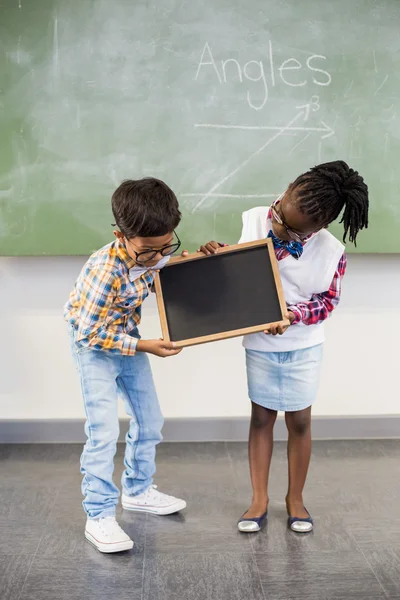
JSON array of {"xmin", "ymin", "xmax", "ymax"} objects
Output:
[{"xmin": 155, "ymin": 239, "xmax": 288, "ymax": 347}]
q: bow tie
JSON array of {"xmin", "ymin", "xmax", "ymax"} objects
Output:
[{"xmin": 267, "ymin": 230, "xmax": 303, "ymax": 260}]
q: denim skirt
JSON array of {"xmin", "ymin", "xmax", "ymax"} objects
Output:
[{"xmin": 245, "ymin": 344, "xmax": 324, "ymax": 412}]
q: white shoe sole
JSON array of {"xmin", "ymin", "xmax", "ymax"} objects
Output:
[
  {"xmin": 85, "ymin": 531, "xmax": 134, "ymax": 553},
  {"xmin": 122, "ymin": 499, "xmax": 187, "ymax": 516}
]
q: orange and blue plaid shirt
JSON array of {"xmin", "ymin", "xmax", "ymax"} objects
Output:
[{"xmin": 64, "ymin": 240, "xmax": 154, "ymax": 355}]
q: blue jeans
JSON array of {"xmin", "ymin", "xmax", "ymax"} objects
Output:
[{"xmin": 69, "ymin": 328, "xmax": 164, "ymax": 519}]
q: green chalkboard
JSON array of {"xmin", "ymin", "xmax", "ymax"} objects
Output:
[{"xmin": 1, "ymin": 0, "xmax": 399, "ymax": 255}]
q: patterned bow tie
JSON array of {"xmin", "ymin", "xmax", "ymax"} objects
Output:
[{"xmin": 267, "ymin": 230, "xmax": 303, "ymax": 260}]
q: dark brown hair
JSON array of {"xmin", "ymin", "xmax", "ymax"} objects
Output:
[{"xmin": 112, "ymin": 178, "xmax": 181, "ymax": 239}]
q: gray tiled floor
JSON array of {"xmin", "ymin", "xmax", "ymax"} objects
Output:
[{"xmin": 1, "ymin": 440, "xmax": 400, "ymax": 600}]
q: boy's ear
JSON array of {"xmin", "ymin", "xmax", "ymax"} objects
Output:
[{"xmin": 114, "ymin": 230, "xmax": 124, "ymax": 241}]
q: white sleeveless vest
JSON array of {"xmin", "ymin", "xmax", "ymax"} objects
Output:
[{"xmin": 239, "ymin": 207, "xmax": 345, "ymax": 352}]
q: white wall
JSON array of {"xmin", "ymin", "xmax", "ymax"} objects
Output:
[{"xmin": 0, "ymin": 255, "xmax": 398, "ymax": 420}]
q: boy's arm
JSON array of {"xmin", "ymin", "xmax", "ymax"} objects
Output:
[
  {"xmin": 76, "ymin": 268, "xmax": 139, "ymax": 355},
  {"xmin": 288, "ymin": 254, "xmax": 347, "ymax": 326},
  {"xmin": 76, "ymin": 268, "xmax": 180, "ymax": 357}
]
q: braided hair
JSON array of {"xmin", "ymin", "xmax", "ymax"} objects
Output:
[{"xmin": 290, "ymin": 160, "xmax": 369, "ymax": 245}]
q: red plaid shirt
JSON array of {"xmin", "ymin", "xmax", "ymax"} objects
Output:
[
  {"xmin": 287, "ymin": 253, "xmax": 347, "ymax": 325},
  {"xmin": 268, "ymin": 210, "xmax": 347, "ymax": 325}
]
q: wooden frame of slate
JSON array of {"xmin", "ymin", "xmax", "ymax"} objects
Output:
[{"xmin": 154, "ymin": 239, "xmax": 289, "ymax": 348}]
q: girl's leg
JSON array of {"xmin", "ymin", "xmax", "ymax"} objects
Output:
[
  {"xmin": 285, "ymin": 406, "xmax": 312, "ymax": 518},
  {"xmin": 243, "ymin": 402, "xmax": 278, "ymax": 518}
]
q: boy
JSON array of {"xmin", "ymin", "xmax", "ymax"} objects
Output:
[{"xmin": 64, "ymin": 178, "xmax": 186, "ymax": 553}]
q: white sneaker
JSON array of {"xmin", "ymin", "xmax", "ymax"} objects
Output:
[
  {"xmin": 85, "ymin": 517, "xmax": 134, "ymax": 553},
  {"xmin": 122, "ymin": 485, "xmax": 187, "ymax": 516}
]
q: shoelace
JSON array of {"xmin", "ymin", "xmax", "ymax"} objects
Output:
[
  {"xmin": 98, "ymin": 517, "xmax": 122, "ymax": 537},
  {"xmin": 143, "ymin": 485, "xmax": 174, "ymax": 504}
]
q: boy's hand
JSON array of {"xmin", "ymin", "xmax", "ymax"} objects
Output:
[
  {"xmin": 137, "ymin": 339, "xmax": 182, "ymax": 357},
  {"xmin": 264, "ymin": 312, "xmax": 295, "ymax": 336},
  {"xmin": 198, "ymin": 241, "xmax": 223, "ymax": 256}
]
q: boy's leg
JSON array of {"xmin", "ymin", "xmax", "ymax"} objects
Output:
[
  {"xmin": 118, "ymin": 352, "xmax": 163, "ymax": 496},
  {"xmin": 285, "ymin": 406, "xmax": 312, "ymax": 519},
  {"xmin": 70, "ymin": 340, "xmax": 134, "ymax": 552},
  {"xmin": 119, "ymin": 352, "xmax": 186, "ymax": 514},
  {"xmin": 75, "ymin": 348, "xmax": 122, "ymax": 519}
]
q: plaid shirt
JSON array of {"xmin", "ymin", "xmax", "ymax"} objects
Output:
[
  {"xmin": 64, "ymin": 240, "xmax": 154, "ymax": 355},
  {"xmin": 288, "ymin": 253, "xmax": 347, "ymax": 325},
  {"xmin": 267, "ymin": 209, "xmax": 347, "ymax": 326}
]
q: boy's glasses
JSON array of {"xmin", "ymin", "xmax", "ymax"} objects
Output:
[{"xmin": 127, "ymin": 231, "xmax": 181, "ymax": 265}]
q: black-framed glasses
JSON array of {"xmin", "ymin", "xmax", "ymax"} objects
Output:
[{"xmin": 126, "ymin": 231, "xmax": 181, "ymax": 265}]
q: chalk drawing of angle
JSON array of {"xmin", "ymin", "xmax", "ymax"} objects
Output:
[{"xmin": 182, "ymin": 109, "xmax": 334, "ymax": 213}]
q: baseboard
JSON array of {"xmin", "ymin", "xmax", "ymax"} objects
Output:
[{"xmin": 0, "ymin": 415, "xmax": 399, "ymax": 443}]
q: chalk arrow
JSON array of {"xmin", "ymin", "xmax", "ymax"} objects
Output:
[
  {"xmin": 295, "ymin": 102, "xmax": 312, "ymax": 121},
  {"xmin": 318, "ymin": 121, "xmax": 335, "ymax": 139},
  {"xmin": 194, "ymin": 120, "xmax": 335, "ymax": 139}
]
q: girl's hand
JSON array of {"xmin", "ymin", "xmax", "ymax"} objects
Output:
[
  {"xmin": 265, "ymin": 311, "xmax": 295, "ymax": 336},
  {"xmin": 198, "ymin": 241, "xmax": 225, "ymax": 256}
]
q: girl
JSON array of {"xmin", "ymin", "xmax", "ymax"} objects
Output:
[{"xmin": 200, "ymin": 160, "xmax": 369, "ymax": 533}]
